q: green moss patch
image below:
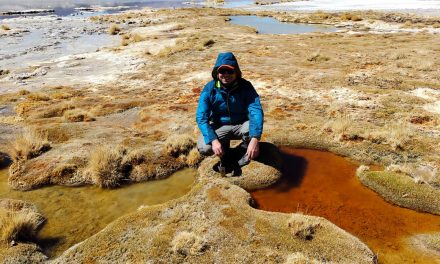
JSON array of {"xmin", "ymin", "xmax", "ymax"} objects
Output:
[{"xmin": 358, "ymin": 171, "xmax": 440, "ymax": 215}]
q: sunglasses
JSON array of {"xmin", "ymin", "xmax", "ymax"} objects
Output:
[{"xmin": 218, "ymin": 69, "xmax": 235, "ymax": 75}]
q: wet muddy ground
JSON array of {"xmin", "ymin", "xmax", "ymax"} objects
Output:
[{"xmin": 251, "ymin": 148, "xmax": 440, "ymax": 264}]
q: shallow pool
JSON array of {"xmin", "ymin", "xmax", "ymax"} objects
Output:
[
  {"xmin": 251, "ymin": 148, "xmax": 440, "ymax": 264},
  {"xmin": 0, "ymin": 167, "xmax": 196, "ymax": 257},
  {"xmin": 229, "ymin": 15, "xmax": 338, "ymax": 34}
]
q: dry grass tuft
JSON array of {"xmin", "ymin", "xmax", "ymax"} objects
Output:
[
  {"xmin": 86, "ymin": 145, "xmax": 127, "ymax": 188},
  {"xmin": 121, "ymin": 33, "xmax": 145, "ymax": 46},
  {"xmin": 157, "ymin": 34, "xmax": 215, "ymax": 57},
  {"xmin": 185, "ymin": 147, "xmax": 203, "ymax": 167},
  {"xmin": 0, "ymin": 203, "xmax": 45, "ymax": 243},
  {"xmin": 8, "ymin": 129, "xmax": 51, "ymax": 161},
  {"xmin": 312, "ymin": 10, "xmax": 332, "ymax": 20},
  {"xmin": 36, "ymin": 103, "xmax": 74, "ymax": 118},
  {"xmin": 18, "ymin": 89, "xmax": 30, "ymax": 96},
  {"xmin": 171, "ymin": 231, "xmax": 208, "ymax": 256},
  {"xmin": 0, "ymin": 24, "xmax": 11, "ymax": 30},
  {"xmin": 129, "ymin": 164, "xmax": 157, "ymax": 182},
  {"xmin": 356, "ymin": 165, "xmax": 370, "ymax": 177},
  {"xmin": 287, "ymin": 215, "xmax": 322, "ymax": 240},
  {"xmin": 108, "ymin": 24, "xmax": 121, "ymax": 35},
  {"xmin": 203, "ymin": 39, "xmax": 215, "ymax": 47},
  {"xmin": 322, "ymin": 115, "xmax": 362, "ymax": 142},
  {"xmin": 122, "ymin": 148, "xmax": 155, "ymax": 166},
  {"xmin": 0, "ymin": 69, "xmax": 10, "ymax": 76},
  {"xmin": 51, "ymin": 92, "xmax": 73, "ymax": 100},
  {"xmin": 63, "ymin": 109, "xmax": 95, "ymax": 122},
  {"xmin": 36, "ymin": 125, "xmax": 71, "ymax": 143},
  {"xmin": 27, "ymin": 93, "xmax": 50, "ymax": 101},
  {"xmin": 385, "ymin": 122, "xmax": 413, "ymax": 150},
  {"xmin": 323, "ymin": 115, "xmax": 351, "ymax": 135},
  {"xmin": 165, "ymin": 134, "xmax": 196, "ymax": 157},
  {"xmin": 340, "ymin": 12, "xmax": 362, "ymax": 21},
  {"xmin": 307, "ymin": 51, "xmax": 330, "ymax": 62}
]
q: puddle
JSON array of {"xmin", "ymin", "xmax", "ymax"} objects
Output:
[
  {"xmin": 0, "ymin": 167, "xmax": 196, "ymax": 257},
  {"xmin": 251, "ymin": 148, "xmax": 440, "ymax": 264},
  {"xmin": 229, "ymin": 15, "xmax": 338, "ymax": 34}
]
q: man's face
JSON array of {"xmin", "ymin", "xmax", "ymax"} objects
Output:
[{"xmin": 218, "ymin": 68, "xmax": 237, "ymax": 86}]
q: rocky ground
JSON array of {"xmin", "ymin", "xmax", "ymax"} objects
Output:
[{"xmin": 0, "ymin": 6, "xmax": 439, "ymax": 263}]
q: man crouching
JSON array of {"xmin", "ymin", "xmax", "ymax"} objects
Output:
[{"xmin": 196, "ymin": 52, "xmax": 264, "ymax": 172}]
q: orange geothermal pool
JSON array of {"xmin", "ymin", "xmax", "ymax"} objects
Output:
[{"xmin": 251, "ymin": 148, "xmax": 440, "ymax": 264}]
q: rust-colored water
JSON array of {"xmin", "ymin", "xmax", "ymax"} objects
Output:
[
  {"xmin": 0, "ymin": 168, "xmax": 196, "ymax": 257},
  {"xmin": 251, "ymin": 148, "xmax": 440, "ymax": 264}
]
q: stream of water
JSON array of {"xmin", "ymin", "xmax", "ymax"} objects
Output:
[
  {"xmin": 230, "ymin": 15, "xmax": 337, "ymax": 34},
  {"xmin": 251, "ymin": 148, "xmax": 440, "ymax": 264},
  {"xmin": 0, "ymin": 167, "xmax": 196, "ymax": 257}
]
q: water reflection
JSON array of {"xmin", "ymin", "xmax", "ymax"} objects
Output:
[
  {"xmin": 229, "ymin": 15, "xmax": 338, "ymax": 34},
  {"xmin": 0, "ymin": 167, "xmax": 196, "ymax": 257}
]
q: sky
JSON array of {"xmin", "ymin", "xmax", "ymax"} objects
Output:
[{"xmin": 1, "ymin": 0, "xmax": 440, "ymax": 12}]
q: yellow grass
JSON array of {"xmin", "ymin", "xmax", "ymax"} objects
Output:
[
  {"xmin": 287, "ymin": 214, "xmax": 322, "ymax": 241},
  {"xmin": 0, "ymin": 25, "xmax": 10, "ymax": 30},
  {"xmin": 27, "ymin": 93, "xmax": 50, "ymax": 101},
  {"xmin": 340, "ymin": 12, "xmax": 362, "ymax": 21},
  {"xmin": 121, "ymin": 33, "xmax": 145, "ymax": 46},
  {"xmin": 185, "ymin": 147, "xmax": 202, "ymax": 167},
  {"xmin": 63, "ymin": 109, "xmax": 95, "ymax": 122},
  {"xmin": 108, "ymin": 24, "xmax": 121, "ymax": 35},
  {"xmin": 307, "ymin": 51, "xmax": 330, "ymax": 62},
  {"xmin": 36, "ymin": 103, "xmax": 74, "ymax": 118},
  {"xmin": 18, "ymin": 89, "xmax": 30, "ymax": 96},
  {"xmin": 87, "ymin": 145, "xmax": 127, "ymax": 188},
  {"xmin": 0, "ymin": 208, "xmax": 44, "ymax": 243},
  {"xmin": 122, "ymin": 148, "xmax": 155, "ymax": 166},
  {"xmin": 385, "ymin": 122, "xmax": 413, "ymax": 150},
  {"xmin": 51, "ymin": 92, "xmax": 73, "ymax": 100},
  {"xmin": 170, "ymin": 231, "xmax": 208, "ymax": 256},
  {"xmin": 157, "ymin": 34, "xmax": 215, "ymax": 57},
  {"xmin": 8, "ymin": 129, "xmax": 51, "ymax": 161},
  {"xmin": 164, "ymin": 134, "xmax": 196, "ymax": 157}
]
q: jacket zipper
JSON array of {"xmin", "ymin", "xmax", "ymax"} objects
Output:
[{"xmin": 226, "ymin": 86, "xmax": 239, "ymax": 125}]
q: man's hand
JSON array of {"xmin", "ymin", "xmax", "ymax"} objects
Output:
[
  {"xmin": 211, "ymin": 139, "xmax": 224, "ymax": 157},
  {"xmin": 246, "ymin": 138, "xmax": 260, "ymax": 160}
]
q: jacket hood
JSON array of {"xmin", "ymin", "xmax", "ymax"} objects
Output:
[{"xmin": 212, "ymin": 52, "xmax": 242, "ymax": 80}]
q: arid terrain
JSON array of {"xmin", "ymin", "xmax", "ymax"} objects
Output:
[{"xmin": 0, "ymin": 6, "xmax": 439, "ymax": 263}]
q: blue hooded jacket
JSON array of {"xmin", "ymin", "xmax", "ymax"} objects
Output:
[{"xmin": 196, "ymin": 52, "xmax": 264, "ymax": 144}]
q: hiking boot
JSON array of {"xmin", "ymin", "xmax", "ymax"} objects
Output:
[
  {"xmin": 237, "ymin": 153, "xmax": 250, "ymax": 167},
  {"xmin": 213, "ymin": 158, "xmax": 234, "ymax": 176}
]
